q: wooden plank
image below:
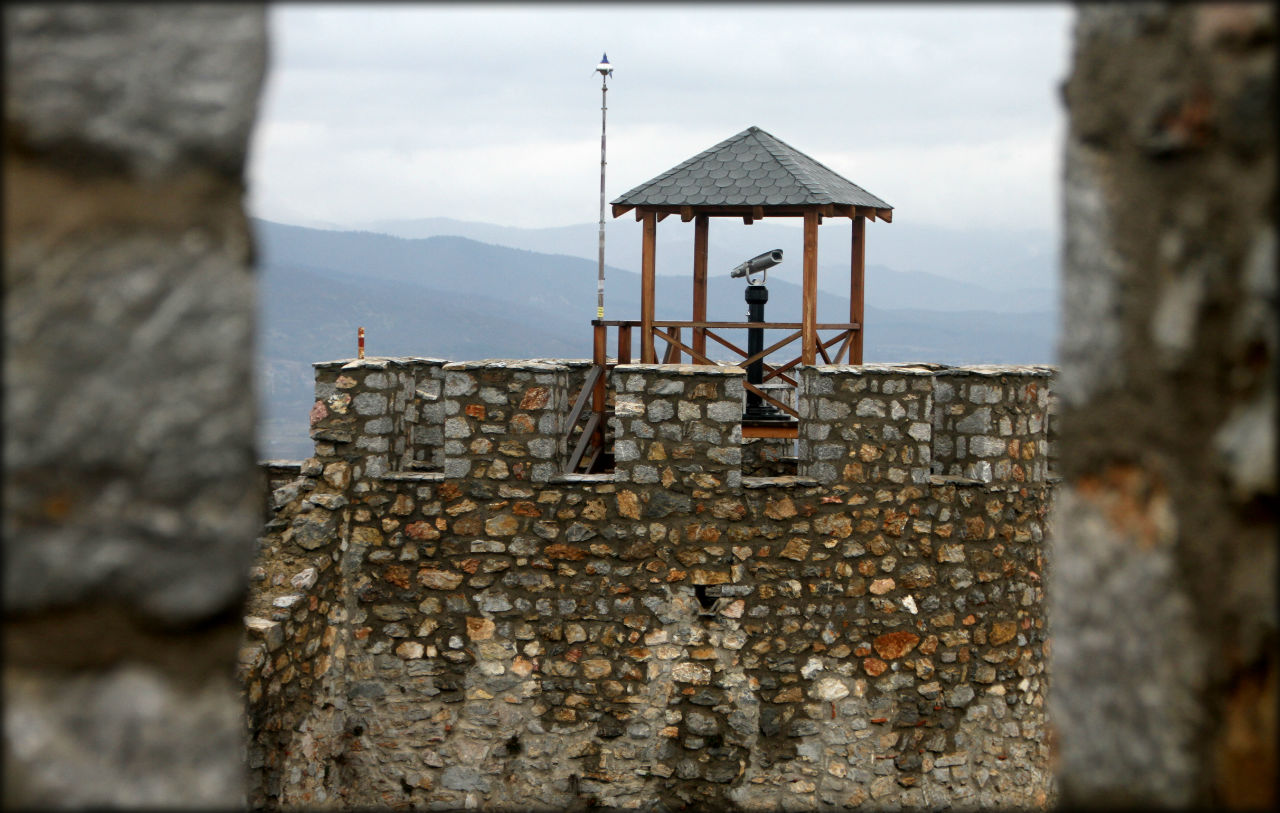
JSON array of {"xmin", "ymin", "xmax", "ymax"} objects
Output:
[
  {"xmin": 802, "ymin": 210, "xmax": 819, "ymax": 364},
  {"xmin": 662, "ymin": 326, "xmax": 682, "ymax": 363},
  {"xmin": 850, "ymin": 216, "xmax": 866, "ymax": 365},
  {"xmin": 641, "ymin": 212, "xmax": 656, "ymax": 363},
  {"xmin": 705, "ymin": 329, "xmax": 749, "ymax": 361},
  {"xmin": 739, "ymin": 330, "xmax": 803, "ymax": 370},
  {"xmin": 651, "ymin": 327, "xmax": 718, "ymax": 367},
  {"xmin": 692, "ymin": 214, "xmax": 708, "ymax": 362},
  {"xmin": 565, "ymin": 365, "xmax": 601, "ymax": 429},
  {"xmin": 704, "ymin": 330, "xmax": 797, "ymax": 386},
  {"xmin": 741, "ymin": 423, "xmax": 799, "ymax": 439},
  {"xmin": 566, "ymin": 412, "xmax": 601, "ymax": 473},
  {"xmin": 742, "ymin": 381, "xmax": 800, "ymax": 419},
  {"xmin": 835, "ymin": 331, "xmax": 853, "ymax": 364}
]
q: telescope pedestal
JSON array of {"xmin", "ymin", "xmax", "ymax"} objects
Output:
[{"xmin": 743, "ymin": 284, "xmax": 789, "ymax": 423}]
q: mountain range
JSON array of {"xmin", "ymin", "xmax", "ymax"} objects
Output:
[{"xmin": 253, "ymin": 217, "xmax": 1060, "ymax": 460}]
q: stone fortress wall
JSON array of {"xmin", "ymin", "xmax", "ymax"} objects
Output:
[{"xmin": 242, "ymin": 356, "xmax": 1057, "ymax": 810}]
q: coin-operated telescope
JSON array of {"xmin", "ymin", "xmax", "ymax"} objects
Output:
[
  {"xmin": 730, "ymin": 249, "xmax": 791, "ymax": 422},
  {"xmin": 729, "ymin": 249, "xmax": 784, "ymax": 285}
]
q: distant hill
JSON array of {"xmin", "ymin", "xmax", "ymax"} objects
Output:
[
  {"xmin": 357, "ymin": 215, "xmax": 1058, "ymax": 311},
  {"xmin": 253, "ymin": 218, "xmax": 1057, "ymax": 459}
]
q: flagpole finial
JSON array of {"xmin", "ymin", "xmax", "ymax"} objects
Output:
[{"xmin": 596, "ymin": 53, "xmax": 613, "ymax": 78}]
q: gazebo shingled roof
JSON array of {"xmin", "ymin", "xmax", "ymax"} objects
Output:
[{"xmin": 612, "ymin": 126, "xmax": 892, "ymax": 213}]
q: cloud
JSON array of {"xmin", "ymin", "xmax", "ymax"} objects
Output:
[{"xmin": 248, "ymin": 3, "xmax": 1073, "ymax": 232}]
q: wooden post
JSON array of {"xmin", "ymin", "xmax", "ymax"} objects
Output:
[
  {"xmin": 850, "ymin": 215, "xmax": 866, "ymax": 364},
  {"xmin": 801, "ymin": 210, "xmax": 819, "ymax": 364},
  {"xmin": 641, "ymin": 212, "xmax": 657, "ymax": 363},
  {"xmin": 692, "ymin": 214, "xmax": 709, "ymax": 362},
  {"xmin": 618, "ymin": 324, "xmax": 632, "ymax": 364},
  {"xmin": 592, "ymin": 322, "xmax": 607, "ymax": 448}
]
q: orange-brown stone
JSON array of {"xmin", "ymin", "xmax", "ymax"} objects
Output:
[
  {"xmin": 617, "ymin": 490, "xmax": 641, "ymax": 520},
  {"xmin": 417, "ymin": 568, "xmax": 463, "ymax": 590},
  {"xmin": 384, "ymin": 565, "xmax": 411, "ymax": 589},
  {"xmin": 872, "ymin": 631, "xmax": 920, "ymax": 660},
  {"xmin": 990, "ymin": 620, "xmax": 1018, "ymax": 645},
  {"xmin": 405, "ymin": 521, "xmax": 439, "ymax": 540},
  {"xmin": 466, "ymin": 617, "xmax": 495, "ymax": 640},
  {"xmin": 546, "ymin": 543, "xmax": 588, "ymax": 560},
  {"xmin": 519, "ymin": 386, "xmax": 551, "ymax": 409}
]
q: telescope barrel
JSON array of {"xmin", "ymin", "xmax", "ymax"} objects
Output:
[{"xmin": 730, "ymin": 249, "xmax": 784, "ymax": 278}]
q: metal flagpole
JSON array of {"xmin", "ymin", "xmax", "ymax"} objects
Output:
[{"xmin": 595, "ymin": 54, "xmax": 613, "ymax": 319}]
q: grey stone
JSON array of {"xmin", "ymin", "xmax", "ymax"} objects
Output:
[
  {"xmin": 2, "ymin": 666, "xmax": 247, "ymax": 808},
  {"xmin": 527, "ymin": 437, "xmax": 556, "ymax": 459},
  {"xmin": 685, "ymin": 710, "xmax": 719, "ymax": 736},
  {"xmin": 441, "ymin": 765, "xmax": 489, "ymax": 792},
  {"xmin": 955, "ymin": 408, "xmax": 992, "ymax": 434},
  {"xmin": 647, "ymin": 400, "xmax": 675, "ymax": 422},
  {"xmin": 856, "ymin": 399, "xmax": 887, "ymax": 418},
  {"xmin": 706, "ymin": 400, "xmax": 742, "ymax": 422},
  {"xmin": 444, "ymin": 373, "xmax": 477, "ymax": 397},
  {"xmin": 353, "ymin": 392, "xmax": 388, "ymax": 416},
  {"xmin": 817, "ymin": 398, "xmax": 851, "ymax": 420},
  {"xmin": 444, "ymin": 417, "xmax": 471, "ymax": 439}
]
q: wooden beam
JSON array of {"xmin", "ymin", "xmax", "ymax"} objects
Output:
[
  {"xmin": 663, "ymin": 326, "xmax": 682, "ymax": 363},
  {"xmin": 850, "ymin": 216, "xmax": 866, "ymax": 365},
  {"xmin": 651, "ymin": 327, "xmax": 716, "ymax": 367},
  {"xmin": 741, "ymin": 423, "xmax": 799, "ymax": 439},
  {"xmin": 752, "ymin": 206, "xmax": 764, "ymax": 221},
  {"xmin": 739, "ymin": 330, "xmax": 804, "ymax": 371},
  {"xmin": 692, "ymin": 214, "xmax": 708, "ymax": 362},
  {"xmin": 742, "ymin": 215, "xmax": 753, "ymax": 225},
  {"xmin": 877, "ymin": 208, "xmax": 892, "ymax": 223},
  {"xmin": 635, "ymin": 208, "xmax": 645, "ymax": 222},
  {"xmin": 742, "ymin": 381, "xmax": 800, "ymax": 419},
  {"xmin": 641, "ymin": 212, "xmax": 657, "ymax": 363},
  {"xmin": 801, "ymin": 210, "xmax": 819, "ymax": 364},
  {"xmin": 680, "ymin": 206, "xmax": 694, "ymax": 222},
  {"xmin": 612, "ymin": 203, "xmax": 633, "ymax": 218},
  {"xmin": 656, "ymin": 212, "xmax": 669, "ymax": 223}
]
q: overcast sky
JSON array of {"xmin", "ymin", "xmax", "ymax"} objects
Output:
[{"xmin": 247, "ymin": 3, "xmax": 1075, "ymax": 235}]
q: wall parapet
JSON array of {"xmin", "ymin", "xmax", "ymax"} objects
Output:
[{"xmin": 244, "ymin": 358, "xmax": 1058, "ymax": 810}]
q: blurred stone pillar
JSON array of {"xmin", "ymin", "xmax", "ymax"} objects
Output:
[
  {"xmin": 3, "ymin": 4, "xmax": 267, "ymax": 807},
  {"xmin": 1050, "ymin": 3, "xmax": 1275, "ymax": 808}
]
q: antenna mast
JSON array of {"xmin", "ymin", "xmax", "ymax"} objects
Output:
[{"xmin": 595, "ymin": 54, "xmax": 613, "ymax": 319}]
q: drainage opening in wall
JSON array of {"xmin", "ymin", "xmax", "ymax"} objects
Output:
[{"xmin": 694, "ymin": 584, "xmax": 719, "ymax": 614}]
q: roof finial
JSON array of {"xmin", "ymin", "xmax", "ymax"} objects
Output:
[{"xmin": 596, "ymin": 53, "xmax": 613, "ymax": 78}]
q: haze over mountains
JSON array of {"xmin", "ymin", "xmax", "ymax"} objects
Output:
[{"xmin": 254, "ymin": 216, "xmax": 1060, "ymax": 460}]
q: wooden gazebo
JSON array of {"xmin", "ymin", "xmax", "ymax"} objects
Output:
[{"xmin": 567, "ymin": 126, "xmax": 892, "ymax": 471}]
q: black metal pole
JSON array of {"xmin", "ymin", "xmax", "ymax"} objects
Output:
[{"xmin": 743, "ymin": 283, "xmax": 780, "ymax": 420}]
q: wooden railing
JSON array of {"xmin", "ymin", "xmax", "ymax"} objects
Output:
[{"xmin": 562, "ymin": 318, "xmax": 861, "ymax": 473}]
